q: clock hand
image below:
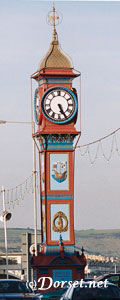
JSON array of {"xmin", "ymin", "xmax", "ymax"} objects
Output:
[{"xmin": 58, "ymin": 104, "xmax": 66, "ymax": 118}]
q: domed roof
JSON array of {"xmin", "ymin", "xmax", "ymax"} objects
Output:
[
  {"xmin": 38, "ymin": 40, "xmax": 72, "ymax": 71},
  {"xmin": 38, "ymin": 4, "xmax": 73, "ymax": 71}
]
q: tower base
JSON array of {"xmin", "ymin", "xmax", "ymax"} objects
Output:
[{"xmin": 31, "ymin": 248, "xmax": 87, "ymax": 292}]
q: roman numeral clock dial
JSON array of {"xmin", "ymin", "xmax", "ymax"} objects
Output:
[{"xmin": 41, "ymin": 87, "xmax": 78, "ymax": 124}]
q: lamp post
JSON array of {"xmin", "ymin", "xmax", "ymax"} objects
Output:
[
  {"xmin": 0, "ymin": 119, "xmax": 38, "ymax": 256},
  {"xmin": 0, "ymin": 186, "xmax": 12, "ymax": 279}
]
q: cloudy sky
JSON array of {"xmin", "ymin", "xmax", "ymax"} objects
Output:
[{"xmin": 0, "ymin": 0, "xmax": 120, "ymax": 230}]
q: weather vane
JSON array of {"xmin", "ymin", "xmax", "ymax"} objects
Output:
[{"xmin": 47, "ymin": 3, "xmax": 62, "ymax": 41}]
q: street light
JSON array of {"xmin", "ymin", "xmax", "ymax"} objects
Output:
[
  {"xmin": 0, "ymin": 119, "xmax": 38, "ymax": 257},
  {"xmin": 0, "ymin": 186, "xmax": 12, "ymax": 279}
]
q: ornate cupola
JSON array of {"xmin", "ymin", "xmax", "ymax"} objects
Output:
[
  {"xmin": 38, "ymin": 40, "xmax": 72, "ymax": 70},
  {"xmin": 32, "ymin": 3, "xmax": 80, "ymax": 78},
  {"xmin": 38, "ymin": 24, "xmax": 72, "ymax": 71},
  {"xmin": 37, "ymin": 4, "xmax": 73, "ymax": 73}
]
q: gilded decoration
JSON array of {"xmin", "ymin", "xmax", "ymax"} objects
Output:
[
  {"xmin": 50, "ymin": 134, "xmax": 75, "ymax": 142},
  {"xmin": 38, "ymin": 134, "xmax": 76, "ymax": 143},
  {"xmin": 52, "ymin": 211, "xmax": 68, "ymax": 232}
]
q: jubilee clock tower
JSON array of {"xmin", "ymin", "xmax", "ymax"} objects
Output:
[{"xmin": 31, "ymin": 5, "xmax": 86, "ymax": 290}]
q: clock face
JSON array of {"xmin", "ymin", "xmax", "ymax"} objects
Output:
[
  {"xmin": 34, "ymin": 89, "xmax": 40, "ymax": 124},
  {"xmin": 41, "ymin": 87, "xmax": 77, "ymax": 124}
]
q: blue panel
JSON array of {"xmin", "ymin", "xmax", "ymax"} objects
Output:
[
  {"xmin": 43, "ymin": 245, "xmax": 75, "ymax": 255},
  {"xmin": 33, "ymin": 269, "xmax": 37, "ymax": 282},
  {"xmin": 34, "ymin": 88, "xmax": 39, "ymax": 125},
  {"xmin": 42, "ymin": 204, "xmax": 46, "ymax": 243},
  {"xmin": 38, "ymin": 77, "xmax": 71, "ymax": 86},
  {"xmin": 47, "ymin": 144, "xmax": 73, "ymax": 149},
  {"xmin": 40, "ymin": 269, "xmax": 48, "ymax": 274},
  {"xmin": 41, "ymin": 153, "xmax": 45, "ymax": 191},
  {"xmin": 77, "ymin": 268, "xmax": 82, "ymax": 273},
  {"xmin": 53, "ymin": 269, "xmax": 72, "ymax": 282},
  {"xmin": 47, "ymin": 194, "xmax": 73, "ymax": 200},
  {"xmin": 42, "ymin": 195, "xmax": 73, "ymax": 200}
]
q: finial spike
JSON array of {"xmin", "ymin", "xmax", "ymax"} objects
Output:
[
  {"xmin": 52, "ymin": 2, "xmax": 57, "ymax": 42},
  {"xmin": 47, "ymin": 3, "xmax": 62, "ymax": 43}
]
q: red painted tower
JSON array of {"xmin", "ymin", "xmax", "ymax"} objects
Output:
[{"xmin": 31, "ymin": 5, "xmax": 86, "ymax": 290}]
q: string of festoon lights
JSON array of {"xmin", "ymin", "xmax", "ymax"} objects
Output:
[
  {"xmin": 77, "ymin": 127, "xmax": 120, "ymax": 165},
  {"xmin": 0, "ymin": 172, "xmax": 40, "ymax": 211},
  {"xmin": 0, "ymin": 128, "xmax": 120, "ymax": 210}
]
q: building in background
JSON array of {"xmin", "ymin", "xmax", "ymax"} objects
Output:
[{"xmin": 0, "ymin": 230, "xmax": 41, "ymax": 281}]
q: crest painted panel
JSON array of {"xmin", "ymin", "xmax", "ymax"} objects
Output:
[
  {"xmin": 50, "ymin": 203, "xmax": 70, "ymax": 241},
  {"xmin": 50, "ymin": 153, "xmax": 69, "ymax": 190}
]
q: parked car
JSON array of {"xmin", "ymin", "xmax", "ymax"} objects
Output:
[
  {"xmin": 84, "ymin": 277, "xmax": 94, "ymax": 282},
  {"xmin": 40, "ymin": 285, "xmax": 68, "ymax": 299},
  {"xmin": 60, "ymin": 281, "xmax": 120, "ymax": 300},
  {"xmin": 0, "ymin": 279, "xmax": 42, "ymax": 299},
  {"xmin": 96, "ymin": 273, "xmax": 120, "ymax": 288}
]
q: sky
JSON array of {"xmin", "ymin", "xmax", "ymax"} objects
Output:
[{"xmin": 0, "ymin": 0, "xmax": 120, "ymax": 230}]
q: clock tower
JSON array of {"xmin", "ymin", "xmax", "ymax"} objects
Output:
[{"xmin": 31, "ymin": 5, "xmax": 86, "ymax": 290}]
